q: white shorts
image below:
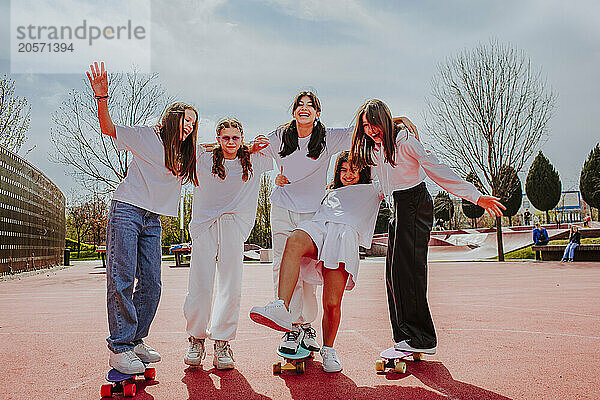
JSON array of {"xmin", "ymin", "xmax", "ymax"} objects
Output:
[{"xmin": 296, "ymin": 220, "xmax": 360, "ymax": 290}]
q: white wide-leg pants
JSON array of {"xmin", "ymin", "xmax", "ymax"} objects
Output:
[
  {"xmin": 184, "ymin": 214, "xmax": 244, "ymax": 341},
  {"xmin": 270, "ymin": 204, "xmax": 318, "ymax": 325}
]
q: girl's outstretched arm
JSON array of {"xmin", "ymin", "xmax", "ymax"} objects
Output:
[{"xmin": 86, "ymin": 62, "xmax": 115, "ymax": 138}]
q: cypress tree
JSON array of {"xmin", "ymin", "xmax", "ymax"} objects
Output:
[
  {"xmin": 580, "ymin": 144, "xmax": 600, "ymax": 218},
  {"xmin": 499, "ymin": 166, "xmax": 523, "ymax": 225},
  {"xmin": 462, "ymin": 172, "xmax": 485, "ymax": 227},
  {"xmin": 526, "ymin": 151, "xmax": 562, "ymax": 223},
  {"xmin": 434, "ymin": 191, "xmax": 454, "ymax": 228}
]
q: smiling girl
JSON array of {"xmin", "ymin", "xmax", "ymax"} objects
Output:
[
  {"xmin": 183, "ymin": 118, "xmax": 272, "ymax": 370},
  {"xmin": 350, "ymin": 99, "xmax": 505, "ymax": 355},
  {"xmin": 250, "ymin": 151, "xmax": 382, "ymax": 372},
  {"xmin": 87, "ymin": 62, "xmax": 199, "ymax": 375},
  {"xmin": 256, "ymin": 91, "xmax": 415, "ymax": 355}
]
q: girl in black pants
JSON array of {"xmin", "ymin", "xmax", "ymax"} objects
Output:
[{"xmin": 349, "ymin": 99, "xmax": 505, "ymax": 354}]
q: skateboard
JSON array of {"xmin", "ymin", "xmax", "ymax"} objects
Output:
[
  {"xmin": 100, "ymin": 365, "xmax": 156, "ymax": 398},
  {"xmin": 273, "ymin": 345, "xmax": 312, "ymax": 374},
  {"xmin": 375, "ymin": 347, "xmax": 423, "ymax": 374}
]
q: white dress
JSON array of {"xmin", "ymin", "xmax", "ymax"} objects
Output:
[{"xmin": 296, "ymin": 183, "xmax": 382, "ymax": 290}]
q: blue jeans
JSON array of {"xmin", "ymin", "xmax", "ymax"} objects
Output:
[
  {"xmin": 562, "ymin": 242, "xmax": 578, "ymax": 261},
  {"xmin": 106, "ymin": 200, "xmax": 162, "ymax": 353}
]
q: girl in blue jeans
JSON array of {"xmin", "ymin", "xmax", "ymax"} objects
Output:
[
  {"xmin": 87, "ymin": 62, "xmax": 199, "ymax": 374},
  {"xmin": 562, "ymin": 225, "xmax": 581, "ymax": 262}
]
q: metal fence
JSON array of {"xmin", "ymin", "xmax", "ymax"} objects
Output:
[{"xmin": 0, "ymin": 145, "xmax": 66, "ymax": 275}]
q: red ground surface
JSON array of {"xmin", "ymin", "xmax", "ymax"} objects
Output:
[{"xmin": 1, "ymin": 258, "xmax": 599, "ymax": 399}]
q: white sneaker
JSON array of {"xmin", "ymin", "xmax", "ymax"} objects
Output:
[
  {"xmin": 394, "ymin": 340, "xmax": 436, "ymax": 355},
  {"xmin": 133, "ymin": 342, "xmax": 161, "ymax": 363},
  {"xmin": 320, "ymin": 346, "xmax": 342, "ymax": 373},
  {"xmin": 249, "ymin": 299, "xmax": 292, "ymax": 332},
  {"xmin": 213, "ymin": 340, "xmax": 235, "ymax": 370},
  {"xmin": 184, "ymin": 337, "xmax": 206, "ymax": 366},
  {"xmin": 279, "ymin": 325, "xmax": 304, "ymax": 354},
  {"xmin": 301, "ymin": 323, "xmax": 320, "ymax": 352},
  {"xmin": 109, "ymin": 350, "xmax": 145, "ymax": 375}
]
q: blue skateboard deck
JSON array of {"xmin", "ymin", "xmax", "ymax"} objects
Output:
[
  {"xmin": 274, "ymin": 345, "xmax": 312, "ymax": 374},
  {"xmin": 101, "ymin": 364, "xmax": 155, "ymax": 398},
  {"xmin": 375, "ymin": 346, "xmax": 423, "ymax": 374}
]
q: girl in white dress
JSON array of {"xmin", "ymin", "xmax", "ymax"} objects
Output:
[{"xmin": 251, "ymin": 151, "xmax": 382, "ymax": 372}]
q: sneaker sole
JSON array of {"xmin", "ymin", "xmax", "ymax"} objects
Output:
[
  {"xmin": 278, "ymin": 345, "xmax": 300, "ymax": 355},
  {"xmin": 393, "ymin": 346, "xmax": 436, "ymax": 355},
  {"xmin": 213, "ymin": 362, "xmax": 235, "ymax": 370},
  {"xmin": 249, "ymin": 311, "xmax": 291, "ymax": 332},
  {"xmin": 184, "ymin": 358, "xmax": 202, "ymax": 366},
  {"xmin": 322, "ymin": 366, "xmax": 342, "ymax": 373}
]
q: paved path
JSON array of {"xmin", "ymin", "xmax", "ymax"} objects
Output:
[{"xmin": 1, "ymin": 258, "xmax": 599, "ymax": 399}]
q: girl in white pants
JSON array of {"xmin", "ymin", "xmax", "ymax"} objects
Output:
[
  {"xmin": 260, "ymin": 90, "xmax": 416, "ymax": 353},
  {"xmin": 183, "ymin": 118, "xmax": 271, "ymax": 370}
]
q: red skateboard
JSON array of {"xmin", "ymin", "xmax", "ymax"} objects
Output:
[
  {"xmin": 100, "ymin": 365, "xmax": 155, "ymax": 398},
  {"xmin": 375, "ymin": 347, "xmax": 422, "ymax": 374}
]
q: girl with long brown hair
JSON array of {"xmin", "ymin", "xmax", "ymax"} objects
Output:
[
  {"xmin": 252, "ymin": 90, "xmax": 416, "ymax": 355},
  {"xmin": 183, "ymin": 118, "xmax": 272, "ymax": 370},
  {"xmin": 349, "ymin": 99, "xmax": 504, "ymax": 355},
  {"xmin": 87, "ymin": 62, "xmax": 199, "ymax": 375}
]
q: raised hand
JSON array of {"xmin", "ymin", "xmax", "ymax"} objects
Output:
[
  {"xmin": 275, "ymin": 166, "xmax": 289, "ymax": 187},
  {"xmin": 477, "ymin": 195, "xmax": 506, "ymax": 218},
  {"xmin": 250, "ymin": 134, "xmax": 269, "ymax": 153},
  {"xmin": 86, "ymin": 62, "xmax": 108, "ymax": 97}
]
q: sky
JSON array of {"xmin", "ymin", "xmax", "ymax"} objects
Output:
[{"xmin": 1, "ymin": 0, "xmax": 599, "ymax": 201}]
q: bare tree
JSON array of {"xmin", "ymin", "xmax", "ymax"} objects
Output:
[
  {"xmin": 67, "ymin": 201, "xmax": 92, "ymax": 258},
  {"xmin": 247, "ymin": 174, "xmax": 273, "ymax": 249},
  {"xmin": 50, "ymin": 68, "xmax": 173, "ymax": 195},
  {"xmin": 424, "ymin": 40, "xmax": 556, "ymax": 260},
  {"xmin": 0, "ymin": 75, "xmax": 31, "ymax": 152}
]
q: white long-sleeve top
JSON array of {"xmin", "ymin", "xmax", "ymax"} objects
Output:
[
  {"xmin": 111, "ymin": 125, "xmax": 182, "ymax": 217},
  {"xmin": 311, "ymin": 183, "xmax": 382, "ymax": 249},
  {"xmin": 262, "ymin": 126, "xmax": 352, "ymax": 213},
  {"xmin": 372, "ymin": 130, "xmax": 481, "ymax": 204},
  {"xmin": 189, "ymin": 150, "xmax": 273, "ymax": 239}
]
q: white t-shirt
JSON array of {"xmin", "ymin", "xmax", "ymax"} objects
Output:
[
  {"xmin": 189, "ymin": 149, "xmax": 273, "ymax": 239},
  {"xmin": 263, "ymin": 126, "xmax": 352, "ymax": 213},
  {"xmin": 372, "ymin": 130, "xmax": 481, "ymax": 204},
  {"xmin": 111, "ymin": 125, "xmax": 182, "ymax": 217},
  {"xmin": 311, "ymin": 183, "xmax": 382, "ymax": 248}
]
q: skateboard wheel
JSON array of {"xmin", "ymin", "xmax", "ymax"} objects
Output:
[
  {"xmin": 375, "ymin": 360, "xmax": 385, "ymax": 372},
  {"xmin": 413, "ymin": 352, "xmax": 423, "ymax": 361},
  {"xmin": 144, "ymin": 367, "xmax": 156, "ymax": 380},
  {"xmin": 394, "ymin": 360, "xmax": 407, "ymax": 374},
  {"xmin": 100, "ymin": 384, "xmax": 112, "ymax": 398},
  {"xmin": 124, "ymin": 383, "xmax": 136, "ymax": 397},
  {"xmin": 273, "ymin": 362, "xmax": 282, "ymax": 375},
  {"xmin": 296, "ymin": 362, "xmax": 305, "ymax": 374}
]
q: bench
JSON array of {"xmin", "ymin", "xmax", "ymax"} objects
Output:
[
  {"xmin": 531, "ymin": 244, "xmax": 600, "ymax": 261},
  {"xmin": 170, "ymin": 243, "xmax": 191, "ymax": 267}
]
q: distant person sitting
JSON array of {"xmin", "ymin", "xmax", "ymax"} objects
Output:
[
  {"xmin": 533, "ymin": 223, "xmax": 549, "ymax": 246},
  {"xmin": 583, "ymin": 215, "xmax": 591, "ymax": 227},
  {"xmin": 524, "ymin": 208, "xmax": 531, "ymax": 225},
  {"xmin": 561, "ymin": 225, "xmax": 581, "ymax": 262}
]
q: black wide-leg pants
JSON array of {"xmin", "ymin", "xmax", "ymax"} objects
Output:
[{"xmin": 386, "ymin": 182, "xmax": 436, "ymax": 348}]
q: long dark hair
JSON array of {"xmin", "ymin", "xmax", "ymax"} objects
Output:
[
  {"xmin": 159, "ymin": 102, "xmax": 199, "ymax": 186},
  {"xmin": 349, "ymin": 99, "xmax": 400, "ymax": 170},
  {"xmin": 212, "ymin": 118, "xmax": 253, "ymax": 182},
  {"xmin": 331, "ymin": 151, "xmax": 371, "ymax": 189},
  {"xmin": 278, "ymin": 91, "xmax": 327, "ymax": 159}
]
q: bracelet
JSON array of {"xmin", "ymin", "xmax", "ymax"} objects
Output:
[{"xmin": 95, "ymin": 95, "xmax": 109, "ymax": 100}]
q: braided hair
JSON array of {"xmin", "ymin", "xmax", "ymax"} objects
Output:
[{"xmin": 212, "ymin": 118, "xmax": 253, "ymax": 182}]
